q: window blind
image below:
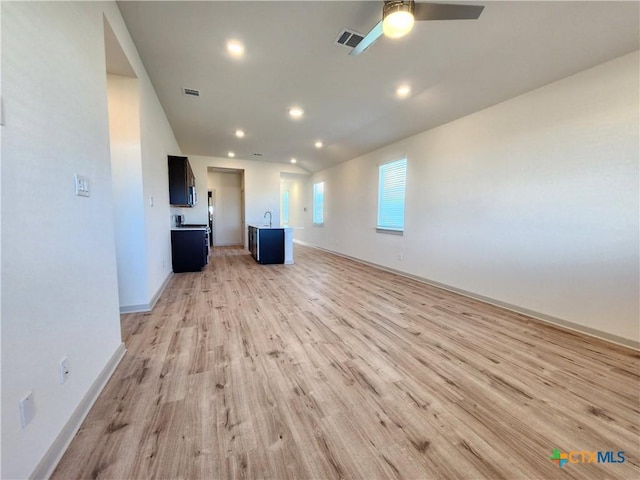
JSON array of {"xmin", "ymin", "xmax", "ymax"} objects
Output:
[
  {"xmin": 313, "ymin": 181, "xmax": 324, "ymax": 225},
  {"xmin": 282, "ymin": 190, "xmax": 290, "ymax": 225},
  {"xmin": 377, "ymin": 159, "xmax": 407, "ymax": 232}
]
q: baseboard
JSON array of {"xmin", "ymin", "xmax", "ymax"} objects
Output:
[
  {"xmin": 119, "ymin": 272, "xmax": 173, "ymax": 314},
  {"xmin": 149, "ymin": 272, "xmax": 173, "ymax": 310},
  {"xmin": 297, "ymin": 241, "xmax": 640, "ymax": 351},
  {"xmin": 119, "ymin": 303, "xmax": 150, "ymax": 314},
  {"xmin": 30, "ymin": 342, "xmax": 127, "ymax": 480}
]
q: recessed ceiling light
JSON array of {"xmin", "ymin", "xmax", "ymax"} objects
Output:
[
  {"xmin": 226, "ymin": 40, "xmax": 245, "ymax": 57},
  {"xmin": 290, "ymin": 158, "xmax": 297, "ymax": 164},
  {"xmin": 228, "ymin": 151, "xmax": 235, "ymax": 158},
  {"xmin": 396, "ymin": 85, "xmax": 411, "ymax": 98},
  {"xmin": 288, "ymin": 107, "xmax": 304, "ymax": 119},
  {"xmin": 314, "ymin": 141, "xmax": 323, "ymax": 149},
  {"xmin": 235, "ymin": 129, "xmax": 245, "ymax": 138}
]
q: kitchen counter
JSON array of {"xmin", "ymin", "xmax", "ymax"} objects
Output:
[
  {"xmin": 171, "ymin": 226, "xmax": 208, "ymax": 231},
  {"xmin": 172, "ymin": 223, "xmax": 208, "ymax": 231}
]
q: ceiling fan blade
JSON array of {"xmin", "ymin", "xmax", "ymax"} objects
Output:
[
  {"xmin": 414, "ymin": 2, "xmax": 485, "ymax": 21},
  {"xmin": 349, "ymin": 20, "xmax": 384, "ymax": 56}
]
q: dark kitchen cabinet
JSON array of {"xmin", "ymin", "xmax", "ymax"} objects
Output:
[
  {"xmin": 248, "ymin": 225, "xmax": 258, "ymax": 260},
  {"xmin": 168, "ymin": 155, "xmax": 197, "ymax": 207},
  {"xmin": 171, "ymin": 229, "xmax": 208, "ymax": 272}
]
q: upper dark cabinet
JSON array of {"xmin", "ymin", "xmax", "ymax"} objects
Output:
[{"xmin": 168, "ymin": 155, "xmax": 197, "ymax": 207}]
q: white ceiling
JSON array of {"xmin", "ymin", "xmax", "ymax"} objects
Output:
[{"xmin": 117, "ymin": 1, "xmax": 639, "ymax": 172}]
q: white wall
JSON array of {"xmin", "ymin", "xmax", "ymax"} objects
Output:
[
  {"xmin": 104, "ymin": 7, "xmax": 180, "ymax": 309},
  {"xmin": 187, "ymin": 156, "xmax": 308, "ymax": 245},
  {"xmin": 0, "ymin": 3, "xmax": 4, "ymax": 475},
  {"xmin": 208, "ymin": 170, "xmax": 243, "ymax": 246},
  {"xmin": 107, "ymin": 74, "xmax": 148, "ymax": 307},
  {"xmin": 280, "ymin": 173, "xmax": 309, "ymax": 230},
  {"xmin": 1, "ymin": 2, "xmax": 181, "ymax": 478},
  {"xmin": 299, "ymin": 52, "xmax": 640, "ymax": 345},
  {"xmin": 138, "ymin": 66, "xmax": 180, "ymax": 304},
  {"xmin": 1, "ymin": 3, "xmax": 123, "ymax": 479}
]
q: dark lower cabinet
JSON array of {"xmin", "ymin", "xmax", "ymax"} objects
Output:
[
  {"xmin": 258, "ymin": 229, "xmax": 285, "ymax": 264},
  {"xmin": 248, "ymin": 226, "xmax": 258, "ymax": 260},
  {"xmin": 248, "ymin": 226, "xmax": 285, "ymax": 264},
  {"xmin": 171, "ymin": 229, "xmax": 208, "ymax": 272}
]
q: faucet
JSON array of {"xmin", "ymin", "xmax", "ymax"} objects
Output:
[{"xmin": 264, "ymin": 211, "xmax": 272, "ymax": 227}]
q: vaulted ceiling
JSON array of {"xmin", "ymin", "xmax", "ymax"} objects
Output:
[{"xmin": 117, "ymin": 1, "xmax": 639, "ymax": 172}]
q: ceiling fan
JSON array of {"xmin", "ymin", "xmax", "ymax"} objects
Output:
[{"xmin": 349, "ymin": 0, "xmax": 485, "ymax": 56}]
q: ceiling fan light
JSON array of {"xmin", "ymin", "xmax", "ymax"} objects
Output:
[{"xmin": 383, "ymin": 2, "xmax": 415, "ymax": 38}]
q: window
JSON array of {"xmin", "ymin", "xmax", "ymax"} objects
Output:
[
  {"xmin": 377, "ymin": 158, "xmax": 407, "ymax": 233},
  {"xmin": 313, "ymin": 181, "xmax": 324, "ymax": 225},
  {"xmin": 282, "ymin": 190, "xmax": 290, "ymax": 225}
]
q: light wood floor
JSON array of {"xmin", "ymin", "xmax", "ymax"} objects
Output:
[{"xmin": 53, "ymin": 244, "xmax": 639, "ymax": 480}]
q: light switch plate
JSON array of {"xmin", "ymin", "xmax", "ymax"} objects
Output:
[
  {"xmin": 74, "ymin": 174, "xmax": 90, "ymax": 197},
  {"xmin": 59, "ymin": 356, "xmax": 70, "ymax": 384},
  {"xmin": 19, "ymin": 391, "xmax": 35, "ymax": 428}
]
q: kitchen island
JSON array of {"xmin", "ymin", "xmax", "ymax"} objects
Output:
[{"xmin": 247, "ymin": 225, "xmax": 294, "ymax": 264}]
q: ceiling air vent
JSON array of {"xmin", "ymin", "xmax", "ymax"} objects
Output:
[
  {"xmin": 335, "ymin": 29, "xmax": 364, "ymax": 49},
  {"xmin": 183, "ymin": 88, "xmax": 200, "ymax": 97}
]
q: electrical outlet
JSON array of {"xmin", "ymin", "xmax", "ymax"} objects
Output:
[
  {"xmin": 19, "ymin": 391, "xmax": 35, "ymax": 428},
  {"xmin": 59, "ymin": 357, "xmax": 70, "ymax": 384}
]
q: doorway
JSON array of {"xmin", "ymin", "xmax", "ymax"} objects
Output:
[
  {"xmin": 208, "ymin": 191, "xmax": 214, "ymax": 247},
  {"xmin": 207, "ymin": 168, "xmax": 245, "ymax": 246}
]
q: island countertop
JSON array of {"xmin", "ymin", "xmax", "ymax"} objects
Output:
[{"xmin": 247, "ymin": 224, "xmax": 293, "ymax": 230}]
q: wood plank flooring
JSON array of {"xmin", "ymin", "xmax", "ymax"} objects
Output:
[{"xmin": 52, "ymin": 244, "xmax": 640, "ymax": 479}]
